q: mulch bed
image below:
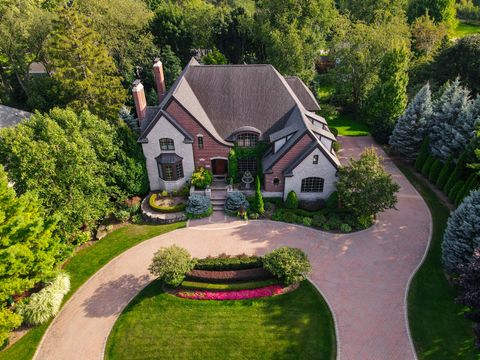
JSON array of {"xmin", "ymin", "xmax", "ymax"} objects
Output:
[{"xmin": 185, "ymin": 267, "xmax": 275, "ymax": 284}]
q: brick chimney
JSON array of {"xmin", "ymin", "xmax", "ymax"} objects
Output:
[
  {"xmin": 153, "ymin": 58, "xmax": 166, "ymax": 103},
  {"xmin": 132, "ymin": 80, "xmax": 147, "ymax": 123}
]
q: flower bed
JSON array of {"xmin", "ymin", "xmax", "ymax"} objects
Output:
[
  {"xmin": 180, "ymin": 279, "xmax": 278, "ymax": 291},
  {"xmin": 149, "ymin": 193, "xmax": 186, "ymax": 213},
  {"xmin": 186, "ymin": 267, "xmax": 275, "ymax": 284},
  {"xmin": 176, "ymin": 284, "xmax": 284, "ymax": 300},
  {"xmin": 195, "ymin": 254, "xmax": 262, "ymax": 271}
]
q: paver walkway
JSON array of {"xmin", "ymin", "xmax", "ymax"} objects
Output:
[{"xmin": 34, "ymin": 136, "xmax": 431, "ymax": 360}]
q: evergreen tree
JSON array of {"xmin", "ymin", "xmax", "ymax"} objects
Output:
[
  {"xmin": 47, "ymin": 7, "xmax": 126, "ymax": 120},
  {"xmin": 407, "ymin": 0, "xmax": 457, "ymax": 29},
  {"xmin": 455, "ymin": 248, "xmax": 480, "ymax": 349},
  {"xmin": 415, "ymin": 137, "xmax": 430, "ymax": 171},
  {"xmin": 364, "ymin": 48, "xmax": 409, "ymax": 144},
  {"xmin": 436, "ymin": 155, "xmax": 453, "ymax": 188},
  {"xmin": 442, "ymin": 189, "xmax": 480, "ymax": 274},
  {"xmin": 390, "ymin": 83, "xmax": 433, "ymax": 162},
  {"xmin": 429, "ymin": 158, "xmax": 443, "ymax": 183},
  {"xmin": 429, "ymin": 78, "xmax": 471, "ymax": 161},
  {"xmin": 0, "ymin": 167, "xmax": 63, "ymax": 303},
  {"xmin": 253, "ymin": 176, "xmax": 264, "ymax": 215}
]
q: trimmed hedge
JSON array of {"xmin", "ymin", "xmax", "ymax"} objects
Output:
[
  {"xmin": 195, "ymin": 255, "xmax": 262, "ymax": 270},
  {"xmin": 436, "ymin": 156, "xmax": 453, "ymax": 188},
  {"xmin": 414, "ymin": 137, "xmax": 429, "ymax": 171},
  {"xmin": 428, "ymin": 159, "xmax": 443, "ymax": 183},
  {"xmin": 180, "ymin": 279, "xmax": 278, "ymax": 291},
  {"xmin": 421, "ymin": 155, "xmax": 435, "ymax": 177},
  {"xmin": 448, "ymin": 180, "xmax": 465, "ymax": 201},
  {"xmin": 149, "ymin": 194, "xmax": 186, "ymax": 213},
  {"xmin": 185, "ymin": 267, "xmax": 274, "ymax": 283},
  {"xmin": 285, "ymin": 190, "xmax": 299, "ymax": 209}
]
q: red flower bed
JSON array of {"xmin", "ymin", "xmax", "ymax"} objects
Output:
[{"xmin": 176, "ymin": 284, "xmax": 284, "ymax": 301}]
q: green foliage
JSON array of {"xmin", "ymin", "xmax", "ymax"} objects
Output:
[
  {"xmin": 448, "ymin": 180, "xmax": 465, "ymax": 201},
  {"xmin": 114, "ymin": 210, "xmax": 131, "ymax": 223},
  {"xmin": 442, "ymin": 189, "xmax": 480, "ymax": 274},
  {"xmin": 364, "ymin": 47, "xmax": 410, "ymax": 144},
  {"xmin": 149, "ymin": 194, "xmax": 186, "ymax": 213},
  {"xmin": 407, "ymin": 0, "xmax": 457, "ymax": 29},
  {"xmin": 340, "ymin": 223, "xmax": 352, "ymax": 233},
  {"xmin": 253, "ymin": 176, "xmax": 264, "ymax": 215},
  {"xmin": 336, "ymin": 0, "xmax": 407, "ymax": 22},
  {"xmin": 262, "ymin": 247, "xmax": 312, "ymax": 285},
  {"xmin": 421, "ymin": 155, "xmax": 435, "ymax": 176},
  {"xmin": 410, "ymin": 14, "xmax": 448, "ymax": 60},
  {"xmin": 16, "ymin": 272, "xmax": 70, "ymax": 326},
  {"xmin": 390, "ymin": 83, "xmax": 432, "ymax": 162},
  {"xmin": 148, "ymin": 245, "xmax": 196, "ymax": 287},
  {"xmin": 325, "ymin": 191, "xmax": 338, "ymax": 209},
  {"xmin": 0, "ymin": 108, "xmax": 148, "ymax": 241},
  {"xmin": 436, "ymin": 156, "xmax": 453, "ymax": 188},
  {"xmin": 0, "ymin": 307, "xmax": 22, "ymax": 349},
  {"xmin": 429, "ymin": 159, "xmax": 444, "ymax": 183},
  {"xmin": 202, "ymin": 48, "xmax": 228, "ymax": 64},
  {"xmin": 414, "ymin": 137, "xmax": 430, "ymax": 171},
  {"xmin": 228, "ymin": 149, "xmax": 238, "ymax": 182},
  {"xmin": 224, "ymin": 191, "xmax": 249, "ymax": 216},
  {"xmin": 191, "ymin": 167, "xmax": 213, "ymax": 189},
  {"xmin": 455, "ymin": 174, "xmax": 479, "ymax": 206},
  {"xmin": 337, "ymin": 147, "xmax": 400, "ymax": 218},
  {"xmin": 180, "ymin": 279, "xmax": 278, "ymax": 291},
  {"xmin": 47, "ymin": 7, "xmax": 126, "ymax": 120},
  {"xmin": 285, "ymin": 191, "xmax": 299, "ymax": 210},
  {"xmin": 443, "ymin": 152, "xmax": 468, "ymax": 194},
  {"xmin": 194, "ymin": 254, "xmax": 262, "ymax": 271},
  {"xmin": 0, "ymin": 167, "xmax": 62, "ymax": 305},
  {"xmin": 185, "ymin": 195, "xmax": 212, "ymax": 219}
]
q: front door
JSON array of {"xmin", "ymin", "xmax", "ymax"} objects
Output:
[{"xmin": 211, "ymin": 159, "xmax": 227, "ymax": 175}]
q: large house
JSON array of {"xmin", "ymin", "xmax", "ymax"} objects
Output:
[{"xmin": 134, "ymin": 58, "xmax": 340, "ymax": 201}]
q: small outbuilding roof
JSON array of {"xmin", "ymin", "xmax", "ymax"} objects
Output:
[{"xmin": 0, "ymin": 105, "xmax": 32, "ymax": 129}]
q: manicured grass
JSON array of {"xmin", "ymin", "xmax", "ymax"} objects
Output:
[
  {"xmin": 397, "ymin": 164, "xmax": 477, "ymax": 359},
  {"xmin": 453, "ymin": 20, "xmax": 480, "ymax": 37},
  {"xmin": 0, "ymin": 222, "xmax": 185, "ymax": 360},
  {"xmin": 181, "ymin": 279, "xmax": 278, "ymax": 291},
  {"xmin": 316, "ymin": 84, "xmax": 335, "ymax": 102},
  {"xmin": 327, "ymin": 113, "xmax": 370, "ymax": 136},
  {"xmin": 106, "ymin": 280, "xmax": 336, "ymax": 360}
]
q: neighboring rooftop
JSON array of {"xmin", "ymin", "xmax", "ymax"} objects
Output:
[{"xmin": 0, "ymin": 105, "xmax": 32, "ymax": 129}]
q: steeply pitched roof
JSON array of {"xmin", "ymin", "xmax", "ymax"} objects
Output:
[
  {"xmin": 284, "ymin": 76, "xmax": 320, "ymax": 112},
  {"xmin": 0, "ymin": 105, "xmax": 32, "ymax": 129}
]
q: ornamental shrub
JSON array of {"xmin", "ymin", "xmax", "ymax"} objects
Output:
[
  {"xmin": 428, "ymin": 159, "xmax": 443, "ymax": 183},
  {"xmin": 436, "ymin": 156, "xmax": 453, "ymax": 188},
  {"xmin": 148, "ymin": 245, "xmax": 196, "ymax": 287},
  {"xmin": 224, "ymin": 191, "xmax": 249, "ymax": 216},
  {"xmin": 326, "ymin": 191, "xmax": 338, "ymax": 209},
  {"xmin": 449, "ymin": 180, "xmax": 465, "ymax": 201},
  {"xmin": 414, "ymin": 137, "xmax": 429, "ymax": 171},
  {"xmin": 285, "ymin": 191, "xmax": 299, "ymax": 209},
  {"xmin": 340, "ymin": 223, "xmax": 352, "ymax": 233},
  {"xmin": 185, "ymin": 194, "xmax": 212, "ymax": 219},
  {"xmin": 195, "ymin": 255, "xmax": 262, "ymax": 270},
  {"xmin": 16, "ymin": 272, "xmax": 70, "ymax": 326},
  {"xmin": 262, "ymin": 247, "xmax": 312, "ymax": 285},
  {"xmin": 114, "ymin": 209, "xmax": 130, "ymax": 223},
  {"xmin": 442, "ymin": 190, "xmax": 480, "ymax": 274},
  {"xmin": 191, "ymin": 167, "xmax": 213, "ymax": 189},
  {"xmin": 228, "ymin": 149, "xmax": 238, "ymax": 182},
  {"xmin": 284, "ymin": 212, "xmax": 299, "ymax": 223},
  {"xmin": 253, "ymin": 176, "xmax": 265, "ymax": 215},
  {"xmin": 421, "ymin": 155, "xmax": 435, "ymax": 177},
  {"xmin": 444, "ymin": 151, "xmax": 468, "ymax": 194},
  {"xmin": 149, "ymin": 193, "xmax": 186, "ymax": 213},
  {"xmin": 0, "ymin": 307, "xmax": 22, "ymax": 348},
  {"xmin": 455, "ymin": 174, "xmax": 479, "ymax": 206},
  {"xmin": 312, "ymin": 214, "xmax": 327, "ymax": 227},
  {"xmin": 302, "ymin": 217, "xmax": 312, "ymax": 226}
]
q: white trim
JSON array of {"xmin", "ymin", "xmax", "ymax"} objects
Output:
[{"xmin": 210, "ymin": 156, "xmax": 228, "ymax": 161}]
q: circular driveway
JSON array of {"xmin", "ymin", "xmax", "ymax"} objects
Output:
[{"xmin": 34, "ymin": 137, "xmax": 431, "ymax": 360}]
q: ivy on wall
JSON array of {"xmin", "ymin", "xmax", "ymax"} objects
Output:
[{"xmin": 228, "ymin": 142, "xmax": 269, "ymax": 184}]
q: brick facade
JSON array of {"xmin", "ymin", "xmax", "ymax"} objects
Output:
[
  {"xmin": 264, "ymin": 134, "xmax": 314, "ymax": 193},
  {"xmin": 166, "ymin": 99, "xmax": 231, "ymax": 170}
]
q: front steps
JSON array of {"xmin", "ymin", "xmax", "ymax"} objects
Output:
[{"xmin": 211, "ymin": 189, "xmax": 227, "ymax": 211}]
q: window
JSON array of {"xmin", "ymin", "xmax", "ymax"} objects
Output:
[
  {"xmin": 159, "ymin": 138, "xmax": 175, "ymax": 151},
  {"xmin": 157, "ymin": 153, "xmax": 184, "ymax": 181},
  {"xmin": 273, "ymin": 177, "xmax": 280, "ymax": 186},
  {"xmin": 238, "ymin": 157, "xmax": 257, "ymax": 175},
  {"xmin": 162, "ymin": 164, "xmax": 174, "ymax": 181},
  {"xmin": 197, "ymin": 135, "xmax": 204, "ymax": 149},
  {"xmin": 313, "ymin": 155, "xmax": 319, "ymax": 164},
  {"xmin": 175, "ymin": 162, "xmax": 184, "ymax": 178},
  {"xmin": 236, "ymin": 133, "xmax": 258, "ymax": 147},
  {"xmin": 301, "ymin": 177, "xmax": 324, "ymax": 193}
]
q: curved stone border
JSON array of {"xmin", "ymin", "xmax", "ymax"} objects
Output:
[{"xmin": 141, "ymin": 195, "xmax": 186, "ymax": 224}]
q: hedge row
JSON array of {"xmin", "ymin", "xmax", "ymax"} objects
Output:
[
  {"xmin": 149, "ymin": 194, "xmax": 186, "ymax": 213},
  {"xmin": 185, "ymin": 267, "xmax": 275, "ymax": 283},
  {"xmin": 180, "ymin": 278, "xmax": 278, "ymax": 291},
  {"xmin": 194, "ymin": 255, "xmax": 262, "ymax": 271}
]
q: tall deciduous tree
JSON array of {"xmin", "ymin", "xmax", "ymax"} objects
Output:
[
  {"xmin": 0, "ymin": 167, "xmax": 62, "ymax": 302},
  {"xmin": 442, "ymin": 189, "xmax": 480, "ymax": 274},
  {"xmin": 363, "ymin": 47, "xmax": 410, "ymax": 143},
  {"xmin": 429, "ymin": 78, "xmax": 472, "ymax": 160},
  {"xmin": 410, "ymin": 13, "xmax": 447, "ymax": 60},
  {"xmin": 47, "ymin": 7, "xmax": 126, "ymax": 120},
  {"xmin": 336, "ymin": 0, "xmax": 407, "ymax": 22},
  {"xmin": 390, "ymin": 83, "xmax": 433, "ymax": 161},
  {"xmin": 407, "ymin": 0, "xmax": 457, "ymax": 29}
]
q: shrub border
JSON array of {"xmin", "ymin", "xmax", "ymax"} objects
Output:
[{"xmin": 149, "ymin": 193, "xmax": 186, "ymax": 213}]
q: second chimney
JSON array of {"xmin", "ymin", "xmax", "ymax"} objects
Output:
[
  {"xmin": 153, "ymin": 58, "xmax": 166, "ymax": 103},
  {"xmin": 132, "ymin": 80, "xmax": 147, "ymax": 124}
]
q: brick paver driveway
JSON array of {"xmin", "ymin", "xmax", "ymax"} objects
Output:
[{"xmin": 34, "ymin": 136, "xmax": 431, "ymax": 360}]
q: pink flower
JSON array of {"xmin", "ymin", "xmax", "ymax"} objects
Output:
[{"xmin": 176, "ymin": 285, "xmax": 284, "ymax": 301}]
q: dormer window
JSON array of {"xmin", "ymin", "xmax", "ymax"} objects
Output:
[
  {"xmin": 236, "ymin": 133, "xmax": 258, "ymax": 147},
  {"xmin": 159, "ymin": 138, "xmax": 175, "ymax": 151}
]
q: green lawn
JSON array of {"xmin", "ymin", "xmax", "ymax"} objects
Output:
[
  {"xmin": 397, "ymin": 164, "xmax": 478, "ymax": 359},
  {"xmin": 327, "ymin": 113, "xmax": 370, "ymax": 136},
  {"xmin": 106, "ymin": 281, "xmax": 336, "ymax": 360},
  {"xmin": 0, "ymin": 222, "xmax": 185, "ymax": 360},
  {"xmin": 454, "ymin": 20, "xmax": 480, "ymax": 37}
]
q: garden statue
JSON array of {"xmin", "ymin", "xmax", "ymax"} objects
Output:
[{"xmin": 242, "ymin": 170, "xmax": 254, "ymax": 190}]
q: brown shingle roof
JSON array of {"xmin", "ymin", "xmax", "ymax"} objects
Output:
[{"xmin": 284, "ymin": 76, "xmax": 320, "ymax": 112}]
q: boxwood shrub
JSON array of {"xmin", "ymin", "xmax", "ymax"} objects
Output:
[
  {"xmin": 149, "ymin": 193, "xmax": 186, "ymax": 213},
  {"xmin": 262, "ymin": 247, "xmax": 312, "ymax": 285},
  {"xmin": 194, "ymin": 254, "xmax": 262, "ymax": 270}
]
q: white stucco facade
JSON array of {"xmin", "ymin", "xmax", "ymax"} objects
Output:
[
  {"xmin": 141, "ymin": 116, "xmax": 195, "ymax": 192},
  {"xmin": 283, "ymin": 147, "xmax": 337, "ymax": 201}
]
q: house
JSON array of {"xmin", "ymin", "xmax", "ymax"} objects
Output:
[
  {"xmin": 134, "ymin": 58, "xmax": 340, "ymax": 201},
  {"xmin": 0, "ymin": 104, "xmax": 32, "ymax": 129}
]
